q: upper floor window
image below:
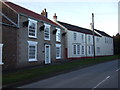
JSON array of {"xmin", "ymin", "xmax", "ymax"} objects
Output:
[
  {"xmin": 96, "ymin": 38, "xmax": 100, "ymax": 42},
  {"xmin": 105, "ymin": 37, "xmax": 107, "ymax": 43},
  {"xmin": 28, "ymin": 18, "xmax": 37, "ymax": 38},
  {"xmin": 82, "ymin": 34, "xmax": 84, "ymax": 42},
  {"xmin": 88, "ymin": 36, "xmax": 91, "ymax": 42},
  {"xmin": 44, "ymin": 23, "xmax": 51, "ymax": 40},
  {"xmin": 74, "ymin": 32, "xmax": 77, "ymax": 41},
  {"xmin": 56, "ymin": 28, "xmax": 61, "ymax": 42}
]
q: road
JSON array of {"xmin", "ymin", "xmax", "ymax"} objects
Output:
[{"xmin": 19, "ymin": 59, "xmax": 119, "ymax": 88}]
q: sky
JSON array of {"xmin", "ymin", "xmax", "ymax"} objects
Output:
[{"xmin": 7, "ymin": 0, "xmax": 119, "ymax": 36}]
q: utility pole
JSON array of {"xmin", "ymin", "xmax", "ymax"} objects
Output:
[{"xmin": 92, "ymin": 13, "xmax": 96, "ymax": 58}]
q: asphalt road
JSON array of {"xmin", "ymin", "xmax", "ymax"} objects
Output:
[{"xmin": 19, "ymin": 59, "xmax": 119, "ymax": 88}]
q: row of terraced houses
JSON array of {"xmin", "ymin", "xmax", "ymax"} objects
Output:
[{"xmin": 0, "ymin": 1, "xmax": 113, "ymax": 70}]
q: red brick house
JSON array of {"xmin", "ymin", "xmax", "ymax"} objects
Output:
[{"xmin": 0, "ymin": 1, "xmax": 66, "ymax": 70}]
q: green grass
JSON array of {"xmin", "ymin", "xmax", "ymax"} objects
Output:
[{"xmin": 3, "ymin": 55, "xmax": 120, "ymax": 86}]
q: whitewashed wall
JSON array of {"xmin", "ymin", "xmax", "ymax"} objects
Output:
[
  {"xmin": 86, "ymin": 34, "xmax": 94, "ymax": 57},
  {"xmin": 67, "ymin": 30, "xmax": 114, "ymax": 58},
  {"xmin": 67, "ymin": 30, "xmax": 86, "ymax": 58}
]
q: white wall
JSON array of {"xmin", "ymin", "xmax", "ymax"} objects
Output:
[
  {"xmin": 67, "ymin": 30, "xmax": 114, "ymax": 58},
  {"xmin": 95, "ymin": 36, "xmax": 113, "ymax": 56},
  {"xmin": 0, "ymin": 44, "xmax": 3, "ymax": 64},
  {"xmin": 86, "ymin": 34, "xmax": 94, "ymax": 57},
  {"xmin": 67, "ymin": 30, "xmax": 86, "ymax": 58}
]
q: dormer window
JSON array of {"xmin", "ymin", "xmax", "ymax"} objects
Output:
[
  {"xmin": 44, "ymin": 23, "xmax": 51, "ymax": 40},
  {"xmin": 28, "ymin": 18, "xmax": 37, "ymax": 38}
]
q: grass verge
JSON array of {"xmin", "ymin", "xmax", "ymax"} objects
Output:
[{"xmin": 2, "ymin": 55, "xmax": 120, "ymax": 86}]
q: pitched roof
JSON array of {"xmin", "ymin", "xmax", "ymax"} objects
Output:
[
  {"xmin": 4, "ymin": 2, "xmax": 60, "ymax": 27},
  {"xmin": 95, "ymin": 29, "xmax": 112, "ymax": 38},
  {"xmin": 58, "ymin": 21, "xmax": 101, "ymax": 37}
]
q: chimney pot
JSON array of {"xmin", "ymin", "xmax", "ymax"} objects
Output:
[
  {"xmin": 41, "ymin": 8, "xmax": 48, "ymax": 18},
  {"xmin": 53, "ymin": 13, "xmax": 57, "ymax": 21}
]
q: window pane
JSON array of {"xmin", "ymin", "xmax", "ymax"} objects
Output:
[
  {"xmin": 77, "ymin": 45, "xmax": 80, "ymax": 55},
  {"xmin": 29, "ymin": 46, "xmax": 36, "ymax": 59},
  {"xmin": 45, "ymin": 27, "xmax": 50, "ymax": 40},
  {"xmin": 56, "ymin": 45, "xmax": 61, "ymax": 59},
  {"xmin": 56, "ymin": 47, "xmax": 60, "ymax": 57},
  {"xmin": 74, "ymin": 33, "xmax": 77, "ymax": 40},
  {"xmin": 56, "ymin": 29, "xmax": 61, "ymax": 42},
  {"xmin": 73, "ymin": 45, "xmax": 76, "ymax": 55},
  {"xmin": 89, "ymin": 46, "xmax": 90, "ymax": 54},
  {"xmin": 82, "ymin": 46, "xmax": 84, "ymax": 54},
  {"xmin": 28, "ymin": 19, "xmax": 37, "ymax": 37}
]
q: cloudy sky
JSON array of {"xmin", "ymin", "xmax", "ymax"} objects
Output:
[{"xmin": 8, "ymin": 0, "xmax": 119, "ymax": 36}]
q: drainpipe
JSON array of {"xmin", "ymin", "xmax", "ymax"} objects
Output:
[{"xmin": 0, "ymin": 44, "xmax": 3, "ymax": 65}]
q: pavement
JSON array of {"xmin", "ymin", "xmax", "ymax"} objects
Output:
[{"xmin": 18, "ymin": 59, "xmax": 119, "ymax": 89}]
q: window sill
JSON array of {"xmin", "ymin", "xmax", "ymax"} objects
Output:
[
  {"xmin": 0, "ymin": 62, "xmax": 4, "ymax": 65},
  {"xmin": 56, "ymin": 57, "xmax": 61, "ymax": 59},
  {"xmin": 28, "ymin": 36, "xmax": 37, "ymax": 39},
  {"xmin": 29, "ymin": 59, "xmax": 37, "ymax": 62},
  {"xmin": 56, "ymin": 41, "xmax": 61, "ymax": 43},
  {"xmin": 44, "ymin": 38, "xmax": 50, "ymax": 41}
]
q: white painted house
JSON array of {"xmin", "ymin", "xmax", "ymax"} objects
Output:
[
  {"xmin": 95, "ymin": 29, "xmax": 114, "ymax": 56},
  {"xmin": 53, "ymin": 14, "xmax": 114, "ymax": 59}
]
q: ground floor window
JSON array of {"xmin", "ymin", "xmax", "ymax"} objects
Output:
[
  {"xmin": 81, "ymin": 46, "xmax": 84, "ymax": 55},
  {"xmin": 88, "ymin": 46, "xmax": 91, "ymax": 54},
  {"xmin": 0, "ymin": 44, "xmax": 3, "ymax": 64},
  {"xmin": 73, "ymin": 44, "xmax": 80, "ymax": 55},
  {"xmin": 97, "ymin": 47, "xmax": 100, "ymax": 54},
  {"xmin": 28, "ymin": 41, "xmax": 38, "ymax": 61},
  {"xmin": 56, "ymin": 44, "xmax": 61, "ymax": 59}
]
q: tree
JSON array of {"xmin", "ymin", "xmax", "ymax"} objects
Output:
[{"xmin": 113, "ymin": 33, "xmax": 120, "ymax": 55}]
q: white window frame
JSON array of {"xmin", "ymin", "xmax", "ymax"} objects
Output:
[
  {"xmin": 44, "ymin": 23, "xmax": 51, "ymax": 41},
  {"xmin": 73, "ymin": 32, "xmax": 77, "ymax": 41},
  {"xmin": 77, "ymin": 44, "xmax": 80, "ymax": 55},
  {"xmin": 28, "ymin": 41, "xmax": 38, "ymax": 62},
  {"xmin": 73, "ymin": 44, "xmax": 77, "ymax": 55},
  {"xmin": 73, "ymin": 44, "xmax": 80, "ymax": 55},
  {"xmin": 88, "ymin": 46, "xmax": 91, "ymax": 54},
  {"xmin": 81, "ymin": 45, "xmax": 84, "ymax": 55},
  {"xmin": 56, "ymin": 28, "xmax": 61, "ymax": 42},
  {"xmin": 0, "ymin": 44, "xmax": 3, "ymax": 64},
  {"xmin": 56, "ymin": 44, "xmax": 61, "ymax": 59},
  {"xmin": 82, "ymin": 34, "xmax": 84, "ymax": 42},
  {"xmin": 28, "ymin": 18, "xmax": 37, "ymax": 38}
]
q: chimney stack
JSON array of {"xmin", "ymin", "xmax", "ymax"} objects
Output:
[
  {"xmin": 90, "ymin": 23, "xmax": 93, "ymax": 30},
  {"xmin": 41, "ymin": 8, "xmax": 48, "ymax": 18},
  {"xmin": 53, "ymin": 13, "xmax": 57, "ymax": 21}
]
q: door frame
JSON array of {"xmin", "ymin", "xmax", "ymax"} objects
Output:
[{"xmin": 45, "ymin": 44, "xmax": 51, "ymax": 64}]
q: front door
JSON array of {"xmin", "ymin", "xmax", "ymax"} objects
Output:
[{"xmin": 45, "ymin": 44, "xmax": 51, "ymax": 64}]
